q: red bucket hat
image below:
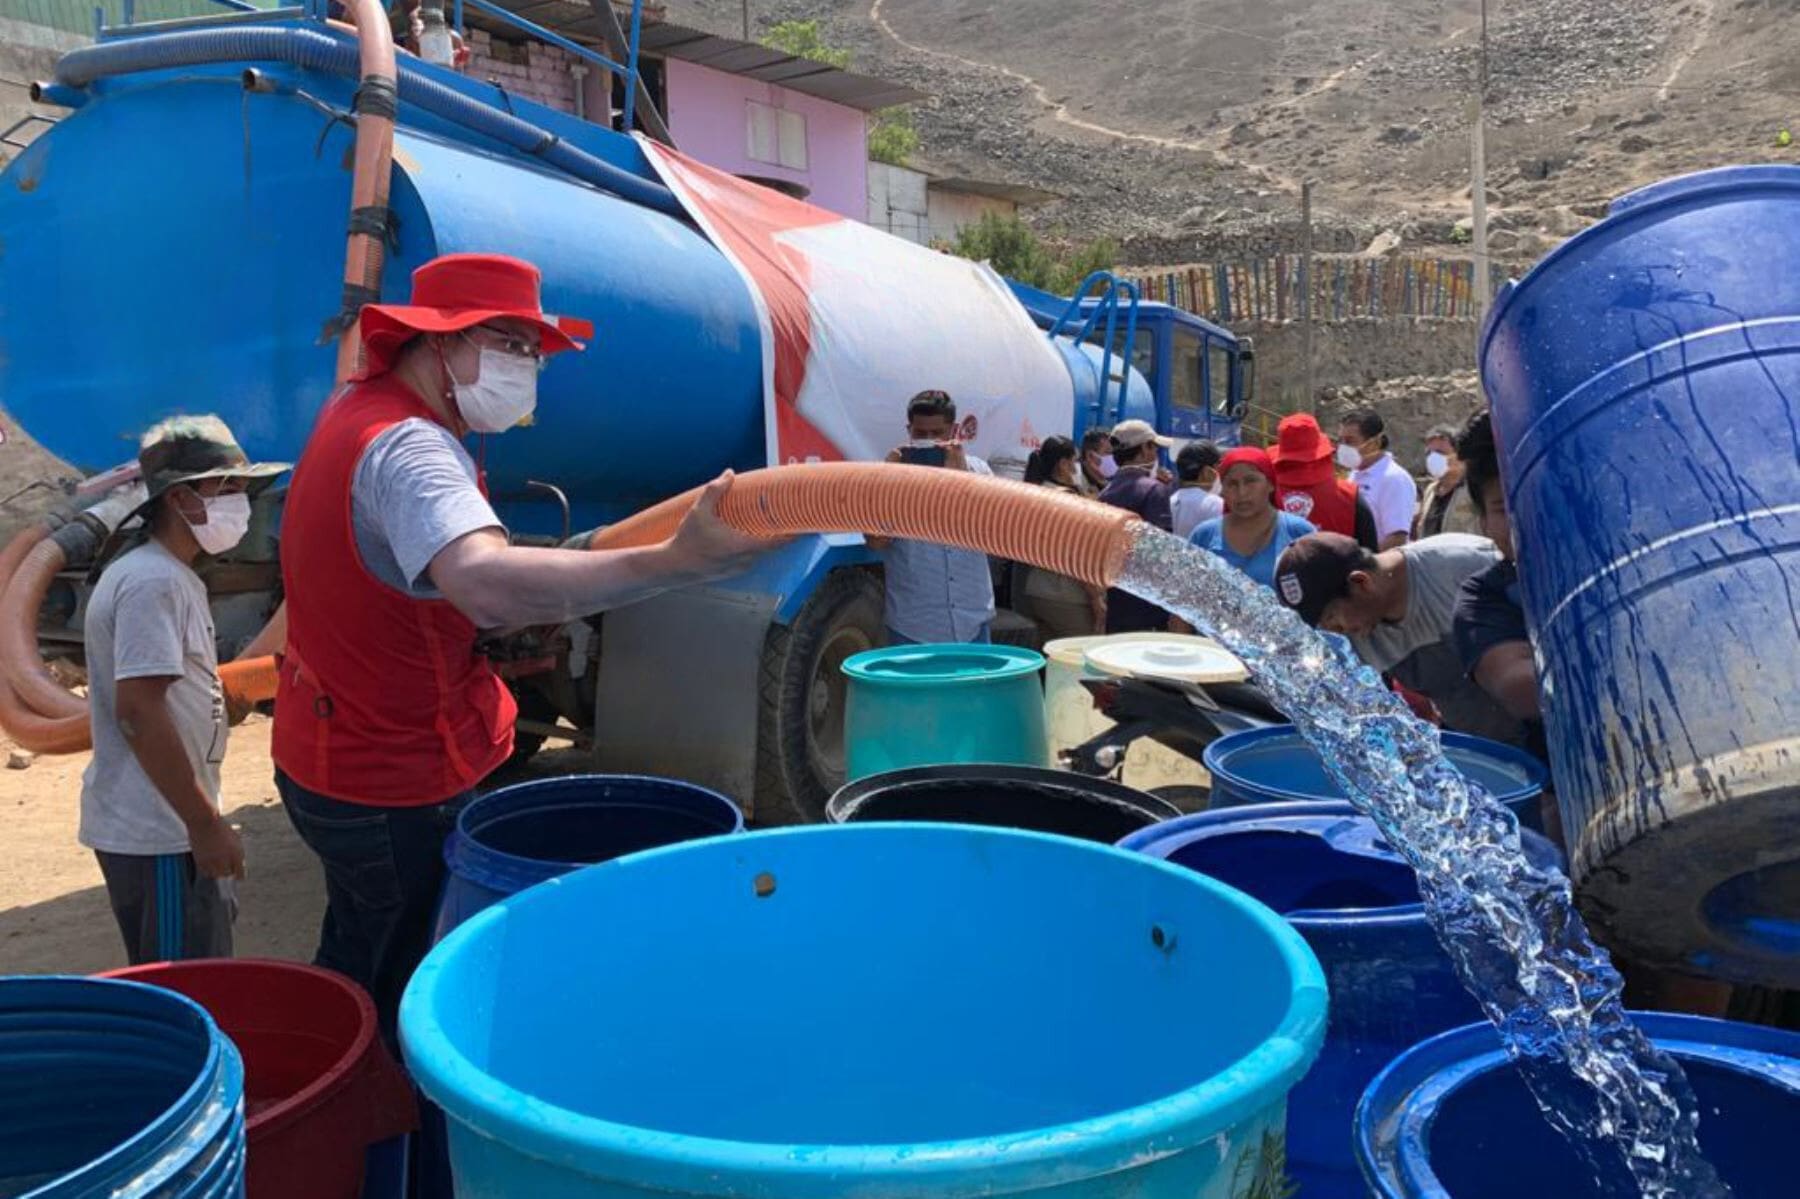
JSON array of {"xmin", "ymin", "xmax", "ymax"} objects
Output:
[
  {"xmin": 1218, "ymin": 445, "xmax": 1278, "ymax": 506},
  {"xmin": 355, "ymin": 253, "xmax": 594, "ymax": 378},
  {"xmin": 1269, "ymin": 412, "xmax": 1336, "ymax": 486}
]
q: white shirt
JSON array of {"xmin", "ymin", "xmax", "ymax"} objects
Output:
[
  {"xmin": 1169, "ymin": 487, "xmax": 1225, "ymax": 540},
  {"xmin": 80, "ymin": 540, "xmax": 225, "ymax": 855},
  {"xmin": 1353, "ymin": 453, "xmax": 1420, "ymax": 543}
]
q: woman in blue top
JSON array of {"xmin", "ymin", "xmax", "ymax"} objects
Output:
[{"xmin": 1189, "ymin": 446, "xmax": 1315, "ymax": 588}]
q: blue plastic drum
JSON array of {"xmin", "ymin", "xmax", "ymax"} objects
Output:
[
  {"xmin": 1356, "ymin": 1013, "xmax": 1800, "ymax": 1197},
  {"xmin": 1481, "ymin": 165, "xmax": 1800, "ymax": 986},
  {"xmin": 403, "ymin": 824, "xmax": 1326, "ymax": 1198},
  {"xmin": 1121, "ymin": 802, "xmax": 1564, "ymax": 1197},
  {"xmin": 1201, "ymin": 725, "xmax": 1550, "ymax": 830}
]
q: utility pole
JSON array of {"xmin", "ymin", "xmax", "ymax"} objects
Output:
[
  {"xmin": 1470, "ymin": 0, "xmax": 1491, "ymax": 328},
  {"xmin": 742, "ymin": 0, "xmax": 751, "ymax": 40},
  {"xmin": 1300, "ymin": 180, "xmax": 1315, "ymax": 412}
]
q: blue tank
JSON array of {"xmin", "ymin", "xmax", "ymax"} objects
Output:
[{"xmin": 1480, "ymin": 165, "xmax": 1800, "ymax": 988}]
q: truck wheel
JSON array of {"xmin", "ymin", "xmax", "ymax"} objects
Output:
[{"xmin": 754, "ymin": 569, "xmax": 884, "ymax": 825}]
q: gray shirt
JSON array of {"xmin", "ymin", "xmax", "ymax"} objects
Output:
[
  {"xmin": 1352, "ymin": 534, "xmax": 1524, "ymax": 744},
  {"xmin": 351, "ymin": 418, "xmax": 503, "ymax": 595},
  {"xmin": 80, "ymin": 540, "xmax": 224, "ymax": 856},
  {"xmin": 881, "ymin": 456, "xmax": 997, "ymax": 642}
]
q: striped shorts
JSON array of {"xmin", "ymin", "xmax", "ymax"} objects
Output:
[{"xmin": 94, "ymin": 851, "xmax": 235, "ymax": 964}]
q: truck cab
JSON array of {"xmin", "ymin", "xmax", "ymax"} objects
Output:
[{"xmin": 1009, "ymin": 277, "xmax": 1253, "ymax": 449}]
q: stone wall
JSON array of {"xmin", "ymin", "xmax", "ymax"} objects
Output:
[{"xmin": 464, "ymin": 27, "xmax": 604, "ymax": 119}]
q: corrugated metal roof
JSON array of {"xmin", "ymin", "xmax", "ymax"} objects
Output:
[
  {"xmin": 475, "ymin": 4, "xmax": 927, "ymax": 112},
  {"xmin": 930, "ymin": 176, "xmax": 1060, "ymax": 206}
]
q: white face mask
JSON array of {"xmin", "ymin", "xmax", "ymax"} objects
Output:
[
  {"xmin": 1335, "ymin": 441, "xmax": 1363, "ymax": 470},
  {"xmin": 451, "ymin": 339, "xmax": 540, "ymax": 434},
  {"xmin": 1425, "ymin": 450, "xmax": 1450, "ymax": 479},
  {"xmin": 1097, "ymin": 454, "xmax": 1118, "ymax": 479},
  {"xmin": 182, "ymin": 491, "xmax": 251, "ymax": 556}
]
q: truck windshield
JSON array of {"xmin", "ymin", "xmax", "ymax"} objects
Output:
[
  {"xmin": 1209, "ymin": 342, "xmax": 1233, "ymax": 416},
  {"xmin": 1170, "ymin": 329, "xmax": 1204, "ymax": 412}
]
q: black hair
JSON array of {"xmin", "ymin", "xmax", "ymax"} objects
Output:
[
  {"xmin": 1455, "ymin": 408, "xmax": 1500, "ymax": 506},
  {"xmin": 1080, "ymin": 427, "xmax": 1112, "ymax": 454},
  {"xmin": 1341, "ymin": 407, "xmax": 1389, "ymax": 449},
  {"xmin": 1175, "ymin": 439, "xmax": 1222, "ymax": 482},
  {"xmin": 907, "ymin": 389, "xmax": 956, "ymax": 423},
  {"xmin": 1024, "ymin": 435, "xmax": 1078, "ymax": 485}
]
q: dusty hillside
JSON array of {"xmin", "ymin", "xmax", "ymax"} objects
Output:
[{"xmin": 674, "ymin": 0, "xmax": 1793, "ymax": 259}]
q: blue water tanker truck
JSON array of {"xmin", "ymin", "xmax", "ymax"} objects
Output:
[{"xmin": 0, "ymin": 4, "xmax": 1251, "ymax": 820}]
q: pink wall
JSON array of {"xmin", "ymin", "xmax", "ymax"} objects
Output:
[{"xmin": 664, "ymin": 58, "xmax": 868, "ymax": 220}]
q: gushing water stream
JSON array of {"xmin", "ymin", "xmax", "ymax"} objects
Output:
[{"xmin": 1116, "ymin": 525, "xmax": 1729, "ymax": 1198}]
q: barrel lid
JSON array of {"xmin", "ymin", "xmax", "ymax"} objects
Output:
[{"xmin": 1084, "ymin": 636, "xmax": 1247, "ymax": 685}]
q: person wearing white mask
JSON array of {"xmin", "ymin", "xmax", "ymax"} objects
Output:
[
  {"xmin": 272, "ymin": 254, "xmax": 774, "ymax": 1040},
  {"xmin": 1337, "ymin": 408, "xmax": 1418, "ymax": 550},
  {"xmin": 1169, "ymin": 439, "xmax": 1225, "ymax": 539},
  {"xmin": 1413, "ymin": 423, "xmax": 1484, "ymax": 539},
  {"xmin": 1079, "ymin": 426, "xmax": 1116, "ymax": 494},
  {"xmin": 80, "ymin": 415, "xmax": 288, "ymax": 964}
]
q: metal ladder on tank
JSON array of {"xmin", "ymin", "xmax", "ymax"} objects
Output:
[{"xmin": 1047, "ymin": 270, "xmax": 1141, "ymax": 430}]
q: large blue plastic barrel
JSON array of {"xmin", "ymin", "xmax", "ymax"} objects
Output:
[
  {"xmin": 1120, "ymin": 802, "xmax": 1562, "ymax": 1197},
  {"xmin": 1356, "ymin": 1013, "xmax": 1800, "ymax": 1197},
  {"xmin": 1201, "ymin": 725, "xmax": 1549, "ymax": 830},
  {"xmin": 843, "ymin": 645, "xmax": 1049, "ymax": 780},
  {"xmin": 402, "ymin": 824, "xmax": 1327, "ymax": 1198},
  {"xmin": 434, "ymin": 774, "xmax": 744, "ymax": 938},
  {"xmin": 0, "ymin": 976, "xmax": 246, "ymax": 1197},
  {"xmin": 1480, "ymin": 165, "xmax": 1800, "ymax": 987}
]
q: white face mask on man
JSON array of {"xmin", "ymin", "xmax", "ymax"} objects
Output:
[
  {"xmin": 1335, "ymin": 441, "xmax": 1364, "ymax": 470},
  {"xmin": 1425, "ymin": 450, "xmax": 1450, "ymax": 479},
  {"xmin": 181, "ymin": 491, "xmax": 252, "ymax": 556},
  {"xmin": 449, "ymin": 334, "xmax": 540, "ymax": 434},
  {"xmin": 1096, "ymin": 454, "xmax": 1118, "ymax": 479}
]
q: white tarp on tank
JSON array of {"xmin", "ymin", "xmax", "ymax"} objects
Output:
[{"xmin": 641, "ymin": 141, "xmax": 1073, "ymax": 477}]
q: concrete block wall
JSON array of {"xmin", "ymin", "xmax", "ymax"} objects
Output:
[{"xmin": 465, "ymin": 27, "xmax": 592, "ymax": 118}]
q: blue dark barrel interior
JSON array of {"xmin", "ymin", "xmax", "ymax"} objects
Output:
[
  {"xmin": 1166, "ymin": 830, "xmax": 1421, "ymax": 914},
  {"xmin": 1428, "ymin": 1056, "xmax": 1797, "ymax": 1197},
  {"xmin": 832, "ymin": 769, "xmax": 1177, "ymax": 843},
  {"xmin": 0, "ymin": 996, "xmax": 208, "ymax": 1193},
  {"xmin": 467, "ymin": 782, "xmax": 738, "ymax": 867},
  {"xmin": 1223, "ymin": 737, "xmax": 1535, "ymax": 800}
]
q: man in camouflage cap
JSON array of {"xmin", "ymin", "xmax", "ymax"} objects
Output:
[{"xmin": 79, "ymin": 416, "xmax": 287, "ymax": 964}]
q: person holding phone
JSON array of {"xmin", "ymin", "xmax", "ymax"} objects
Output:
[{"xmin": 872, "ymin": 390, "xmax": 995, "ymax": 645}]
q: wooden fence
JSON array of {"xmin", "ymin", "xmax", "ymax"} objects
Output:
[{"xmin": 1121, "ymin": 256, "xmax": 1508, "ymax": 325}]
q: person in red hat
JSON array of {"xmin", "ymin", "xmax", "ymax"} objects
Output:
[
  {"xmin": 1185, "ymin": 446, "xmax": 1316, "ymax": 589},
  {"xmin": 1269, "ymin": 412, "xmax": 1379, "ymax": 551},
  {"xmin": 272, "ymin": 253, "xmax": 771, "ymax": 1040}
]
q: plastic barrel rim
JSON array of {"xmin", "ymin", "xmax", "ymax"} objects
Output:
[{"xmin": 0, "ymin": 976, "xmax": 246, "ymax": 1199}]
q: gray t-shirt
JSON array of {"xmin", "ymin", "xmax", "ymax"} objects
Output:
[
  {"xmin": 79, "ymin": 540, "xmax": 225, "ymax": 856},
  {"xmin": 351, "ymin": 418, "xmax": 503, "ymax": 595},
  {"xmin": 1352, "ymin": 533, "xmax": 1524, "ymax": 745}
]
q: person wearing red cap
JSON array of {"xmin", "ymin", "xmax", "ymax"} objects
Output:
[
  {"xmin": 1186, "ymin": 446, "xmax": 1315, "ymax": 589},
  {"xmin": 1269, "ymin": 412, "xmax": 1380, "ymax": 551},
  {"xmin": 273, "ymin": 254, "xmax": 771, "ymax": 1039}
]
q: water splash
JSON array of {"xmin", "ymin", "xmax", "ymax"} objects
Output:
[{"xmin": 1117, "ymin": 525, "xmax": 1729, "ymax": 1198}]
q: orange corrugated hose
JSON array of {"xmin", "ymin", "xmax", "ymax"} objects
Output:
[
  {"xmin": 333, "ymin": 0, "xmax": 398, "ymax": 384},
  {"xmin": 0, "ymin": 526, "xmax": 87, "ymax": 753},
  {"xmin": 588, "ymin": 462, "xmax": 1143, "ymax": 589}
]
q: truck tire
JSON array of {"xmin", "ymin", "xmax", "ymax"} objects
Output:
[{"xmin": 754, "ymin": 568, "xmax": 884, "ymax": 825}]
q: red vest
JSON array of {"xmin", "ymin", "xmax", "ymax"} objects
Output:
[
  {"xmin": 272, "ymin": 377, "xmax": 515, "ymax": 805},
  {"xmin": 1278, "ymin": 477, "xmax": 1359, "ymax": 538}
]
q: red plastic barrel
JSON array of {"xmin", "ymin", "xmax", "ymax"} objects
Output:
[{"xmin": 100, "ymin": 958, "xmax": 416, "ymax": 1199}]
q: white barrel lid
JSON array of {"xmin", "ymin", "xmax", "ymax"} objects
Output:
[{"xmin": 1084, "ymin": 635, "xmax": 1248, "ymax": 685}]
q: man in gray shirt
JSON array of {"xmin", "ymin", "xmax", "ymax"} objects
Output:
[
  {"xmin": 80, "ymin": 416, "xmax": 287, "ymax": 963},
  {"xmin": 1274, "ymin": 531, "xmax": 1527, "ymax": 746},
  {"xmin": 869, "ymin": 390, "xmax": 995, "ymax": 644}
]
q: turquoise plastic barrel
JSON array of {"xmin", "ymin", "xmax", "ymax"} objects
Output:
[
  {"xmin": 0, "ymin": 976, "xmax": 246, "ymax": 1197},
  {"xmin": 401, "ymin": 824, "xmax": 1327, "ymax": 1198},
  {"xmin": 842, "ymin": 645, "xmax": 1048, "ymax": 780}
]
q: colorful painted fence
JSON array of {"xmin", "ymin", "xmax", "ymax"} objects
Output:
[{"xmin": 1122, "ymin": 256, "xmax": 1512, "ymax": 325}]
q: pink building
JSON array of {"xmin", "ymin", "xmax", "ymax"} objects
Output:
[{"xmin": 464, "ymin": 9, "xmax": 924, "ymax": 222}]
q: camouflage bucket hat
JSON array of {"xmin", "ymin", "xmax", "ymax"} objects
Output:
[{"xmin": 135, "ymin": 415, "xmax": 290, "ymax": 502}]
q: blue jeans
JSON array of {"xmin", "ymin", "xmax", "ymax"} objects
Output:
[
  {"xmin": 276, "ymin": 770, "xmax": 471, "ymax": 1047},
  {"xmin": 886, "ymin": 623, "xmax": 992, "ymax": 647}
]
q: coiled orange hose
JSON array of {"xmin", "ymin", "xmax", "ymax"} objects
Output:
[
  {"xmin": 589, "ymin": 463, "xmax": 1143, "ymax": 588},
  {"xmin": 0, "ymin": 526, "xmax": 87, "ymax": 753},
  {"xmin": 333, "ymin": 0, "xmax": 398, "ymax": 383}
]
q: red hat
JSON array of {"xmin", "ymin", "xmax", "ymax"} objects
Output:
[
  {"xmin": 1269, "ymin": 413, "xmax": 1335, "ymax": 486},
  {"xmin": 356, "ymin": 254, "xmax": 594, "ymax": 377},
  {"xmin": 1219, "ymin": 445, "xmax": 1278, "ymax": 506}
]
